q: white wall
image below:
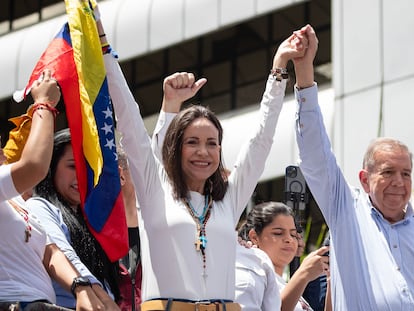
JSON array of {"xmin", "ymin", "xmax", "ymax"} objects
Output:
[
  {"xmin": 221, "ymin": 87, "xmax": 334, "ymax": 183},
  {"xmin": 333, "ymin": 0, "xmax": 414, "ymax": 189}
]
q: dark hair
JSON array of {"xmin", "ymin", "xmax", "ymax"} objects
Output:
[
  {"xmin": 34, "ymin": 128, "xmax": 120, "ymax": 301},
  {"xmin": 239, "ymin": 201, "xmax": 294, "ymax": 241},
  {"xmin": 35, "ymin": 128, "xmax": 72, "ymax": 207},
  {"xmin": 162, "ymin": 105, "xmax": 228, "ymax": 201},
  {"xmin": 363, "ymin": 137, "xmax": 413, "ymax": 172}
]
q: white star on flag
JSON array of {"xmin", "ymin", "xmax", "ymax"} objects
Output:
[
  {"xmin": 102, "ymin": 106, "xmax": 113, "ymax": 119},
  {"xmin": 105, "ymin": 138, "xmax": 116, "ymax": 150},
  {"xmin": 101, "ymin": 122, "xmax": 113, "ymax": 135}
]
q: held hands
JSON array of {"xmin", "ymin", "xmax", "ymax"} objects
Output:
[
  {"xmin": 161, "ymin": 72, "xmax": 207, "ymax": 113},
  {"xmin": 292, "ymin": 24, "xmax": 318, "ymax": 68},
  {"xmin": 272, "ymin": 24, "xmax": 318, "ymax": 89},
  {"xmin": 292, "ymin": 24, "xmax": 318, "ymax": 89},
  {"xmin": 273, "ymin": 29, "xmax": 309, "ymax": 69},
  {"xmin": 30, "ymin": 69, "xmax": 60, "ymax": 107}
]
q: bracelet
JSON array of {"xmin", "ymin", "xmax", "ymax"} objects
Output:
[
  {"xmin": 101, "ymin": 43, "xmax": 112, "ymax": 55},
  {"xmin": 31, "ymin": 103, "xmax": 59, "ymax": 118},
  {"xmin": 270, "ymin": 68, "xmax": 289, "ymax": 81},
  {"xmin": 99, "ymin": 33, "xmax": 106, "ymax": 38}
]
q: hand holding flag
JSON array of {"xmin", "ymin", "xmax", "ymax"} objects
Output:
[{"xmin": 14, "ymin": 0, "xmax": 128, "ymax": 261}]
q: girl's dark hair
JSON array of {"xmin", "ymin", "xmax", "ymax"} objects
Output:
[
  {"xmin": 238, "ymin": 201, "xmax": 294, "ymax": 241},
  {"xmin": 162, "ymin": 105, "xmax": 228, "ymax": 201},
  {"xmin": 34, "ymin": 128, "xmax": 120, "ymax": 301}
]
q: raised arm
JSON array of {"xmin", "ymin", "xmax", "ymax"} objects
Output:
[
  {"xmin": 152, "ymin": 72, "xmax": 207, "ymax": 159},
  {"xmin": 98, "ymin": 18, "xmax": 165, "ymax": 213},
  {"xmin": 228, "ymin": 27, "xmax": 309, "ymax": 220},
  {"xmin": 161, "ymin": 72, "xmax": 206, "ymax": 113},
  {"xmin": 292, "ymin": 24, "xmax": 318, "ymax": 89},
  {"xmin": 292, "ymin": 25, "xmax": 350, "ymax": 224},
  {"xmin": 273, "ymin": 27, "xmax": 308, "ymax": 71},
  {"xmin": 9, "ymin": 70, "xmax": 60, "ymax": 194}
]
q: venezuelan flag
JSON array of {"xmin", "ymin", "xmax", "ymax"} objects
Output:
[
  {"xmin": 19, "ymin": 0, "xmax": 128, "ymax": 261},
  {"xmin": 64, "ymin": 0, "xmax": 128, "ymax": 261}
]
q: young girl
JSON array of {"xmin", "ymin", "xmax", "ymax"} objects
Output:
[
  {"xmin": 28, "ymin": 129, "xmax": 121, "ymax": 309},
  {"xmin": 237, "ymin": 202, "xmax": 330, "ymax": 311}
]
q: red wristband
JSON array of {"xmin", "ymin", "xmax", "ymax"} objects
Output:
[{"xmin": 31, "ymin": 102, "xmax": 59, "ymax": 118}]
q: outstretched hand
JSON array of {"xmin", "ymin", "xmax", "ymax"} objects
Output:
[{"xmin": 162, "ymin": 72, "xmax": 207, "ymax": 113}]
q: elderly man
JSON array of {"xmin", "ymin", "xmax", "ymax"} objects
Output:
[{"xmin": 292, "ymin": 24, "xmax": 414, "ymax": 310}]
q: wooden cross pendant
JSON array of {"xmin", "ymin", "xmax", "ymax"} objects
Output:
[{"xmin": 195, "ymin": 237, "xmax": 202, "ymax": 251}]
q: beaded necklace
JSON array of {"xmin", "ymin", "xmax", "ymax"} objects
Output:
[
  {"xmin": 184, "ymin": 194, "xmax": 212, "ymax": 277},
  {"xmin": 8, "ymin": 200, "xmax": 32, "ymax": 243}
]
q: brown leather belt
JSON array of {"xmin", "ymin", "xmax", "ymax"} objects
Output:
[{"xmin": 141, "ymin": 299, "xmax": 241, "ymax": 311}]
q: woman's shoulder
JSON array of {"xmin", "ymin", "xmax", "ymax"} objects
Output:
[
  {"xmin": 26, "ymin": 196, "xmax": 60, "ymax": 214},
  {"xmin": 236, "ymin": 245, "xmax": 273, "ymax": 274},
  {"xmin": 27, "ymin": 196, "xmax": 53, "ymax": 205}
]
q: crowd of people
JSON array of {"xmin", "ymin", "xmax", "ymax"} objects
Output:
[{"xmin": 1, "ymin": 7, "xmax": 413, "ymax": 311}]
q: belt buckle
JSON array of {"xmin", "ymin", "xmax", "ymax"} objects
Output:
[{"xmin": 194, "ymin": 300, "xmax": 215, "ymax": 311}]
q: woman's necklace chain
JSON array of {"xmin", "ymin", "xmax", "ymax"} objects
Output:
[
  {"xmin": 184, "ymin": 194, "xmax": 212, "ymax": 277},
  {"xmin": 8, "ymin": 199, "xmax": 32, "ymax": 243}
]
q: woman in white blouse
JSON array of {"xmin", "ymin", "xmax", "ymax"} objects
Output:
[{"xmin": 236, "ymin": 202, "xmax": 330, "ymax": 311}]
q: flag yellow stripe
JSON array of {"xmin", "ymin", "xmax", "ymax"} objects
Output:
[{"xmin": 65, "ymin": 0, "xmax": 103, "ymax": 185}]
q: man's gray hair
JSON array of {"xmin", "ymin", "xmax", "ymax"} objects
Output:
[{"xmin": 362, "ymin": 137, "xmax": 412, "ymax": 171}]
